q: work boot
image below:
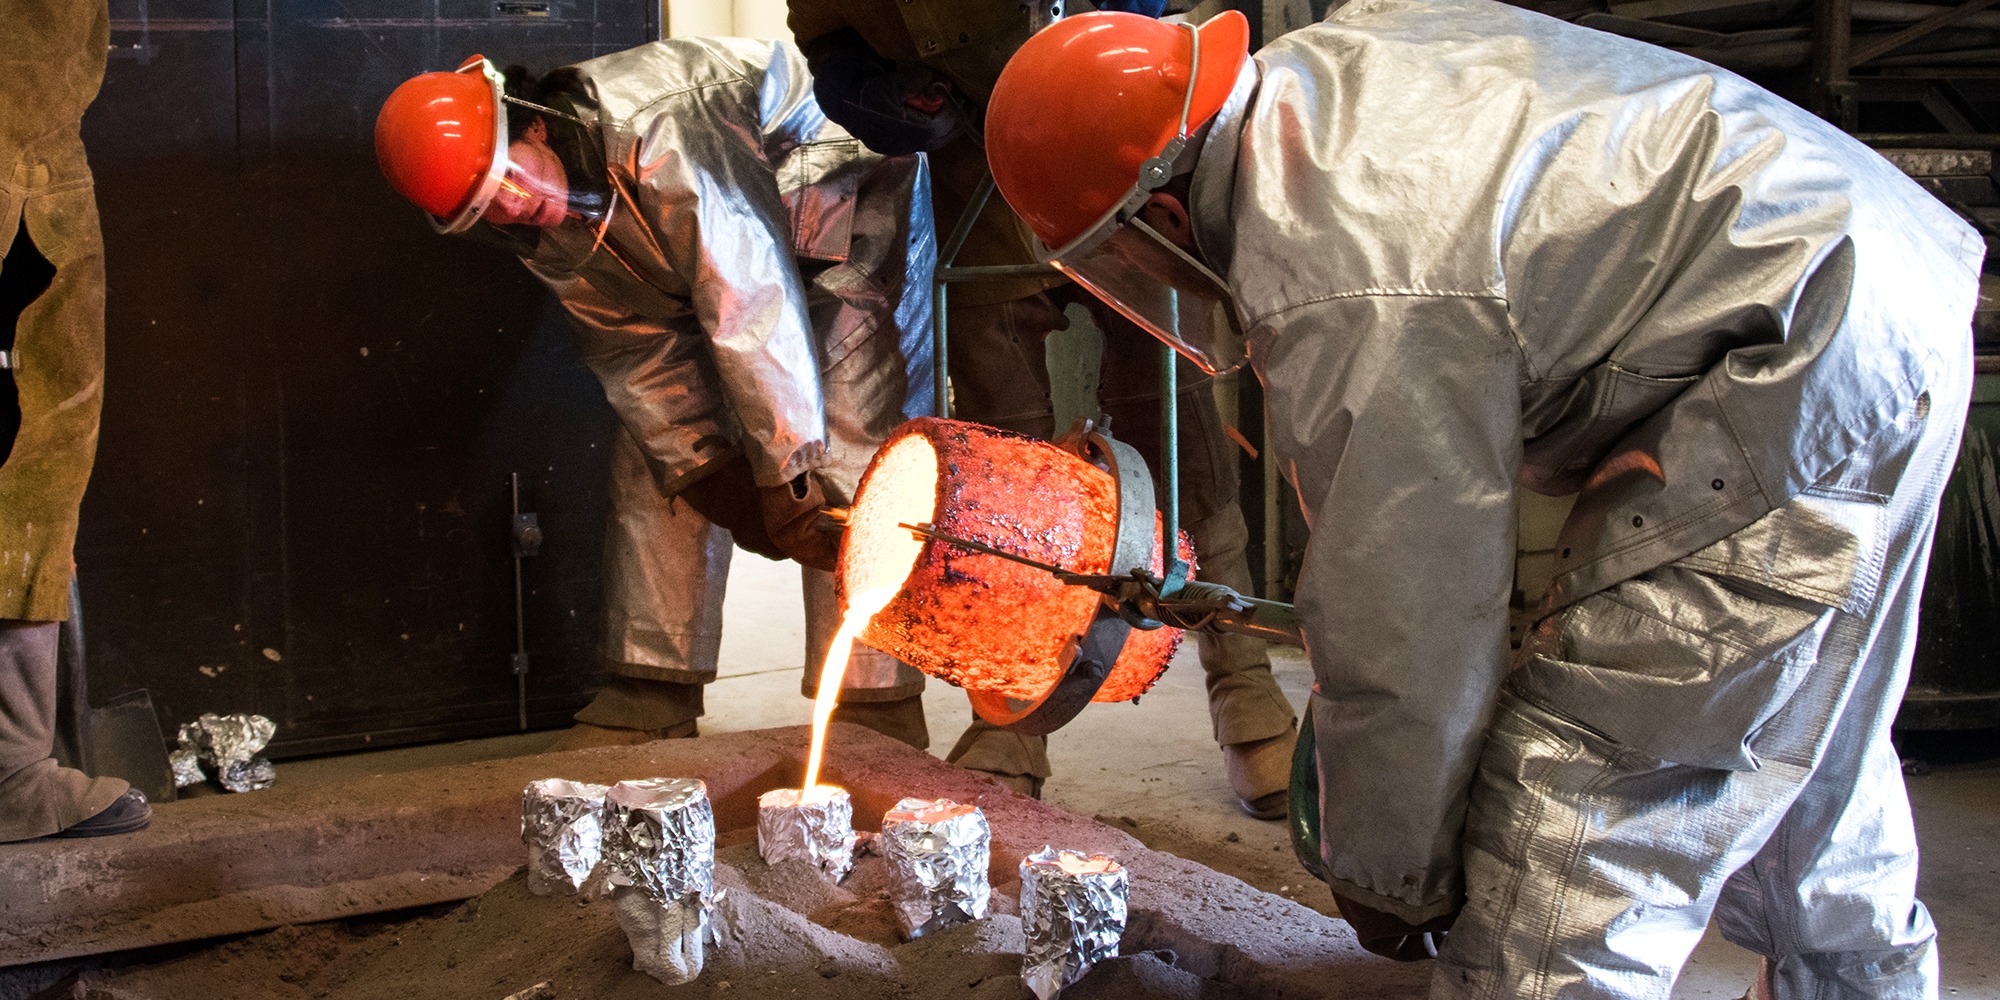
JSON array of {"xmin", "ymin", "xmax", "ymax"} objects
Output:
[
  {"xmin": 1223, "ymin": 727, "xmax": 1297, "ymax": 820},
  {"xmin": 1183, "ymin": 504, "xmax": 1302, "ymax": 820},
  {"xmin": 1, "ymin": 620, "xmax": 145, "ymax": 844},
  {"xmin": 945, "ymin": 716, "xmax": 1051, "ymax": 799},
  {"xmin": 829, "ymin": 696, "xmax": 929, "ymax": 750},
  {"xmin": 51, "ymin": 788, "xmax": 151, "ymax": 838},
  {"xmin": 553, "ymin": 675, "xmax": 704, "ymax": 750}
]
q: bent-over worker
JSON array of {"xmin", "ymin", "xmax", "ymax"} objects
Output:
[
  {"xmin": 375, "ymin": 38, "xmax": 936, "ymax": 751},
  {"xmin": 983, "ymin": 6, "xmax": 1976, "ymax": 997}
]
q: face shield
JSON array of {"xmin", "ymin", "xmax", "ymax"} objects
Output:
[
  {"xmin": 1039, "ymin": 23, "xmax": 1246, "ymax": 376},
  {"xmin": 432, "ymin": 57, "xmax": 615, "ymax": 237}
]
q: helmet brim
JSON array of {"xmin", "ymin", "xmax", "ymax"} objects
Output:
[{"xmin": 429, "ymin": 56, "xmax": 511, "ymax": 235}]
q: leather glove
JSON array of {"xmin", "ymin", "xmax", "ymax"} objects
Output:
[
  {"xmin": 1333, "ymin": 892, "xmax": 1458, "ymax": 962},
  {"xmin": 760, "ymin": 473, "xmax": 841, "ymax": 573},
  {"xmin": 675, "ymin": 455, "xmax": 785, "ymax": 562},
  {"xmin": 800, "ymin": 28, "xmax": 962, "ymax": 156}
]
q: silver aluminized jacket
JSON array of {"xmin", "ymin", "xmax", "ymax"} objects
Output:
[
  {"xmin": 517, "ymin": 37, "xmax": 934, "ymax": 500},
  {"xmin": 498, "ymin": 39, "xmax": 933, "ymax": 693},
  {"xmin": 1188, "ymin": 0, "xmax": 1980, "ymax": 924}
]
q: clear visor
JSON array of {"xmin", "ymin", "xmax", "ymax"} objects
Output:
[
  {"xmin": 433, "ymin": 59, "xmax": 611, "ymax": 235},
  {"xmin": 1037, "ymin": 20, "xmax": 1245, "ymax": 376},
  {"xmin": 1053, "ymin": 217, "xmax": 1245, "ymax": 375}
]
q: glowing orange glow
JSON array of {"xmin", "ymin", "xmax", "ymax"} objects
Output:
[
  {"xmin": 838, "ymin": 418, "xmax": 1191, "ymax": 710},
  {"xmin": 884, "ymin": 798, "xmax": 976, "ymax": 825},
  {"xmin": 760, "ymin": 785, "xmax": 844, "ymax": 810},
  {"xmin": 841, "ymin": 435, "xmax": 938, "ymax": 602},
  {"xmin": 1043, "ymin": 850, "xmax": 1121, "ymax": 876},
  {"xmin": 1585, "ymin": 448, "xmax": 1666, "ymax": 490},
  {"xmin": 801, "ymin": 585, "xmax": 899, "ymax": 792}
]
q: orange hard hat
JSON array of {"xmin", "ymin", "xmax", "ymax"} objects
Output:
[
  {"xmin": 374, "ymin": 56, "xmax": 510, "ymax": 232},
  {"xmin": 986, "ymin": 11, "xmax": 1251, "ymax": 251}
]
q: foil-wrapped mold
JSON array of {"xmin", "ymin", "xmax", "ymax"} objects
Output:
[
  {"xmin": 175, "ymin": 712, "xmax": 278, "ymax": 793},
  {"xmin": 520, "ymin": 778, "xmax": 610, "ymax": 895},
  {"xmin": 1020, "ymin": 846, "xmax": 1128, "ymax": 1000},
  {"xmin": 169, "ymin": 748, "xmax": 206, "ymax": 789},
  {"xmin": 595, "ymin": 777, "xmax": 717, "ymax": 985},
  {"xmin": 756, "ymin": 786, "xmax": 856, "ymax": 881},
  {"xmin": 880, "ymin": 796, "xmax": 990, "ymax": 938},
  {"xmin": 218, "ymin": 757, "xmax": 277, "ymax": 793}
]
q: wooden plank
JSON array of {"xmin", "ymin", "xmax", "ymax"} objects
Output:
[
  {"xmin": 1608, "ymin": 0, "xmax": 1774, "ymax": 20},
  {"xmin": 1850, "ymin": 0, "xmax": 2000, "ymax": 67},
  {"xmin": 1814, "ymin": 0, "xmax": 1857, "ymax": 121},
  {"xmin": 1854, "ymin": 0, "xmax": 2000, "ymax": 30},
  {"xmin": 1875, "ymin": 43, "xmax": 2000, "ymax": 63}
]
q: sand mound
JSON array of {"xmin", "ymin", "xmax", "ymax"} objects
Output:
[{"xmin": 55, "ymin": 829, "xmax": 1240, "ymax": 1000}]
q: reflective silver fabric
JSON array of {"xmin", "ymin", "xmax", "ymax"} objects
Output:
[
  {"xmin": 599, "ymin": 429, "xmax": 921, "ymax": 694},
  {"xmin": 520, "ymin": 37, "xmax": 935, "ymax": 494},
  {"xmin": 511, "ymin": 39, "xmax": 933, "ymax": 689},
  {"xmin": 1439, "ymin": 373, "xmax": 1963, "ymax": 999},
  {"xmin": 1185, "ymin": 0, "xmax": 1981, "ymax": 936},
  {"xmin": 599, "ymin": 432, "xmax": 731, "ymax": 684},
  {"xmin": 802, "ymin": 565, "xmax": 923, "ymax": 698}
]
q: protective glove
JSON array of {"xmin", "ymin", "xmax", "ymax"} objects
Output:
[
  {"xmin": 675, "ymin": 455, "xmax": 785, "ymax": 562},
  {"xmin": 1333, "ymin": 892, "xmax": 1458, "ymax": 962},
  {"xmin": 760, "ymin": 473, "xmax": 842, "ymax": 573},
  {"xmin": 800, "ymin": 28, "xmax": 962, "ymax": 156},
  {"xmin": 1093, "ymin": 0, "xmax": 1169, "ymax": 15}
]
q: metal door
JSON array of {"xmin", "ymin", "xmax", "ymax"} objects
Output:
[{"xmin": 77, "ymin": 0, "xmax": 657, "ymax": 755}]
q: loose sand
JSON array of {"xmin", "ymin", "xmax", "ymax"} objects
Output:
[{"xmin": 45, "ymin": 829, "xmax": 1247, "ymax": 1000}]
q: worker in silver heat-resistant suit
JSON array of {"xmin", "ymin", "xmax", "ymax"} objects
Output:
[
  {"xmin": 375, "ymin": 39, "xmax": 936, "ymax": 750},
  {"xmin": 983, "ymin": 6, "xmax": 1978, "ymax": 998},
  {"xmin": 783, "ymin": 0, "xmax": 1300, "ymax": 816}
]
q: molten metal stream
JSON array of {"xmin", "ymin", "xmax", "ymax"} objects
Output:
[
  {"xmin": 805, "ymin": 434, "xmax": 940, "ymax": 791},
  {"xmin": 801, "ymin": 586, "xmax": 899, "ymax": 793}
]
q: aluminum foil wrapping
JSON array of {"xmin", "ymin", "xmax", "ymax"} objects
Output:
[
  {"xmin": 219, "ymin": 757, "xmax": 276, "ymax": 793},
  {"xmin": 880, "ymin": 797, "xmax": 990, "ymax": 938},
  {"xmin": 597, "ymin": 778, "xmax": 716, "ymax": 985},
  {"xmin": 176, "ymin": 713, "xmax": 277, "ymax": 792},
  {"xmin": 1020, "ymin": 846, "xmax": 1128, "ymax": 1000},
  {"xmin": 169, "ymin": 748, "xmax": 206, "ymax": 789},
  {"xmin": 520, "ymin": 778, "xmax": 609, "ymax": 895},
  {"xmin": 756, "ymin": 786, "xmax": 855, "ymax": 881}
]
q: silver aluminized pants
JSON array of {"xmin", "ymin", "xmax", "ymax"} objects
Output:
[
  {"xmin": 599, "ymin": 431, "xmax": 921, "ymax": 698},
  {"xmin": 1436, "ymin": 374, "xmax": 1966, "ymax": 999}
]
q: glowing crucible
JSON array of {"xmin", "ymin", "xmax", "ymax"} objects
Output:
[{"xmin": 837, "ymin": 417, "xmax": 1191, "ymax": 710}]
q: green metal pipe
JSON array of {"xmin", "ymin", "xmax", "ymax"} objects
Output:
[
  {"xmin": 1162, "ymin": 342, "xmax": 1186, "ymax": 586},
  {"xmin": 1291, "ymin": 706, "xmax": 1330, "ymax": 883}
]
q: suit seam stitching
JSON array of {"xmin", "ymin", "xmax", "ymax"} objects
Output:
[{"xmin": 1248, "ymin": 287, "xmax": 1505, "ymax": 325}]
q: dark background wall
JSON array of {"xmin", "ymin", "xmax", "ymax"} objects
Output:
[{"xmin": 73, "ymin": 0, "xmax": 660, "ymax": 756}]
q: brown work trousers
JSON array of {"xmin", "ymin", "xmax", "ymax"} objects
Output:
[
  {"xmin": 0, "ymin": 620, "xmax": 124, "ymax": 842},
  {"xmin": 2, "ymin": 127, "xmax": 106, "ymax": 623}
]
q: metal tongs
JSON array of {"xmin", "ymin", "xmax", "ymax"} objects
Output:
[{"xmin": 899, "ymin": 521, "xmax": 1304, "ymax": 648}]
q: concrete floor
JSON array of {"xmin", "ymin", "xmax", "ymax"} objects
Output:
[{"xmin": 273, "ymin": 553, "xmax": 2000, "ymax": 998}]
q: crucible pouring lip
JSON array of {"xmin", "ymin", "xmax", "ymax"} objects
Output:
[{"xmin": 836, "ymin": 418, "xmax": 1188, "ymax": 734}]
